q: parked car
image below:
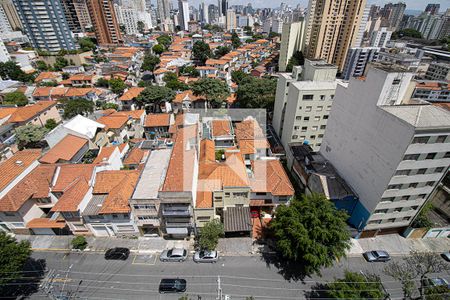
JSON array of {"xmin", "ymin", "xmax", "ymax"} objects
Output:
[
  {"xmin": 158, "ymin": 278, "xmax": 187, "ymax": 293},
  {"xmin": 423, "ymin": 277, "xmax": 450, "ymax": 288},
  {"xmin": 104, "ymin": 247, "xmax": 130, "ymax": 260},
  {"xmin": 441, "ymin": 252, "xmax": 450, "ymax": 262},
  {"xmin": 363, "ymin": 250, "xmax": 391, "ymax": 262},
  {"xmin": 159, "ymin": 248, "xmax": 188, "ymax": 262},
  {"xmin": 193, "ymin": 250, "xmax": 219, "ymax": 263}
]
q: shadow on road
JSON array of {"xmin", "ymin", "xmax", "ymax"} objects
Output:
[
  {"xmin": 0, "ymin": 258, "xmax": 46, "ymax": 299},
  {"xmin": 304, "ymin": 282, "xmax": 329, "ymax": 299},
  {"xmin": 260, "ymin": 250, "xmax": 313, "ymax": 283}
]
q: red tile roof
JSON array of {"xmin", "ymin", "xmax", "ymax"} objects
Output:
[
  {"xmin": 40, "ymin": 134, "xmax": 88, "ymax": 164},
  {"xmin": 119, "ymin": 87, "xmax": 144, "ymax": 101},
  {"xmin": 144, "ymin": 114, "xmax": 171, "ymax": 127},
  {"xmin": 52, "ymin": 164, "xmax": 95, "ymax": 192},
  {"xmin": 96, "ymin": 115, "xmax": 128, "ymax": 130},
  {"xmin": 250, "ymin": 160, "xmax": 294, "ymax": 196},
  {"xmin": 93, "ymin": 146, "xmax": 118, "ymax": 164},
  {"xmin": 51, "ymin": 177, "xmax": 90, "ymax": 212},
  {"xmin": 0, "ymin": 149, "xmax": 41, "ymax": 192},
  {"xmin": 27, "ymin": 218, "xmax": 66, "ymax": 229},
  {"xmin": 7, "ymin": 101, "xmax": 57, "ymax": 123},
  {"xmin": 212, "ymin": 119, "xmax": 233, "ymax": 137}
]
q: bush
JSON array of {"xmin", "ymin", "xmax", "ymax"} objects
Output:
[{"xmin": 71, "ymin": 236, "xmax": 88, "ymax": 250}]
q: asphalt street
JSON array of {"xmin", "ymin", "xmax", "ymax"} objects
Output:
[{"xmin": 27, "ymin": 251, "xmax": 450, "ymax": 300}]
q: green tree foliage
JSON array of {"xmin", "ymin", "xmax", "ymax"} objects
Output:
[
  {"xmin": 3, "ymin": 91, "xmax": 28, "ymax": 106},
  {"xmin": 0, "ymin": 61, "xmax": 34, "ymax": 82},
  {"xmin": 15, "ymin": 124, "xmax": 48, "ymax": 149},
  {"xmin": 425, "ymin": 285, "xmax": 450, "ymax": 300},
  {"xmin": 109, "ymin": 78, "xmax": 127, "ymax": 95},
  {"xmin": 136, "ymin": 86, "xmax": 175, "ymax": 111},
  {"xmin": 192, "ymin": 40, "xmax": 212, "ymax": 64},
  {"xmin": 53, "ymin": 57, "xmax": 69, "ymax": 71},
  {"xmin": 78, "ymin": 37, "xmax": 96, "ymax": 52},
  {"xmin": 44, "ymin": 118, "xmax": 58, "ymax": 130},
  {"xmin": 198, "ymin": 219, "xmax": 224, "ymax": 251},
  {"xmin": 152, "ymin": 44, "xmax": 165, "ymax": 55},
  {"xmin": 35, "ymin": 60, "xmax": 49, "ymax": 71},
  {"xmin": 71, "ymin": 236, "xmax": 87, "ymax": 250},
  {"xmin": 243, "ymin": 25, "xmax": 253, "ymax": 35},
  {"xmin": 163, "ymin": 72, "xmax": 189, "ymax": 91},
  {"xmin": 156, "ymin": 34, "xmax": 172, "ymax": 49},
  {"xmin": 214, "ymin": 46, "xmax": 231, "ymax": 58},
  {"xmin": 62, "ymin": 72, "xmax": 70, "ymax": 80},
  {"xmin": 392, "ymin": 28, "xmax": 423, "ymax": 39},
  {"xmin": 137, "ymin": 21, "xmax": 145, "ymax": 34},
  {"xmin": 270, "ymin": 193, "xmax": 351, "ymax": 276},
  {"xmin": 203, "ymin": 24, "xmax": 223, "ymax": 32},
  {"xmin": 142, "ymin": 52, "xmax": 160, "ymax": 72},
  {"xmin": 231, "ymin": 32, "xmax": 241, "ymax": 49},
  {"xmin": 286, "ymin": 51, "xmax": 305, "ymax": 72},
  {"xmin": 101, "ymin": 102, "xmax": 119, "ymax": 110},
  {"xmin": 95, "ymin": 77, "xmax": 110, "ymax": 88},
  {"xmin": 39, "ymin": 81, "xmax": 58, "ymax": 87},
  {"xmin": 268, "ymin": 31, "xmax": 280, "ymax": 39},
  {"xmin": 326, "ymin": 271, "xmax": 385, "ymax": 299},
  {"xmin": 411, "ymin": 202, "xmax": 434, "ymax": 229},
  {"xmin": 191, "ymin": 78, "xmax": 230, "ymax": 106},
  {"xmin": 252, "ymin": 33, "xmax": 264, "ymax": 40},
  {"xmin": 0, "ymin": 232, "xmax": 32, "ymax": 285},
  {"xmin": 163, "ymin": 72, "xmax": 178, "ymax": 83},
  {"xmin": 179, "ymin": 65, "xmax": 199, "ymax": 77},
  {"xmin": 62, "ymin": 98, "xmax": 94, "ymax": 119},
  {"xmin": 236, "ymin": 77, "xmax": 277, "ymax": 109},
  {"xmin": 231, "ymin": 70, "xmax": 249, "ymax": 84}
]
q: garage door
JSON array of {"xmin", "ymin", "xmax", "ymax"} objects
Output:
[{"xmin": 91, "ymin": 225, "xmax": 110, "ymax": 237}]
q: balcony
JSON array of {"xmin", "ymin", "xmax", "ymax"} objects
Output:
[
  {"xmin": 161, "ymin": 207, "xmax": 192, "ymax": 217},
  {"xmin": 136, "ymin": 218, "xmax": 160, "ymax": 227},
  {"xmin": 165, "ymin": 222, "xmax": 191, "ymax": 228}
]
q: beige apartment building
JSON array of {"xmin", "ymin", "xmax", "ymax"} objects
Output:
[{"xmin": 304, "ymin": 0, "xmax": 367, "ymax": 71}]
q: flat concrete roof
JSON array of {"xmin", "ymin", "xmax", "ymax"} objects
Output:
[
  {"xmin": 381, "ymin": 104, "xmax": 450, "ymax": 129},
  {"xmin": 132, "ymin": 149, "xmax": 172, "ymax": 200}
]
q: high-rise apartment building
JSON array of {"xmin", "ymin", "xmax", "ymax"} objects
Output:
[
  {"xmin": 199, "ymin": 1, "xmax": 208, "ymax": 24},
  {"xmin": 273, "ymin": 60, "xmax": 343, "ymax": 152},
  {"xmin": 320, "ymin": 64, "xmax": 450, "ymax": 236},
  {"xmin": 208, "ymin": 4, "xmax": 218, "ymax": 24},
  {"xmin": 13, "ymin": 0, "xmax": 77, "ymax": 52},
  {"xmin": 425, "ymin": 3, "xmax": 440, "ymax": 15},
  {"xmin": 87, "ymin": 0, "xmax": 122, "ymax": 45},
  {"xmin": 0, "ymin": 4, "xmax": 12, "ymax": 33},
  {"xmin": 369, "ymin": 27, "xmax": 392, "ymax": 48},
  {"xmin": 226, "ymin": 8, "xmax": 236, "ymax": 31},
  {"xmin": 354, "ymin": 4, "xmax": 370, "ymax": 47},
  {"xmin": 61, "ymin": 0, "xmax": 81, "ymax": 33},
  {"xmin": 72, "ymin": 0, "xmax": 91, "ymax": 31},
  {"xmin": 0, "ymin": 0, "xmax": 21, "ymax": 31},
  {"xmin": 278, "ymin": 20, "xmax": 306, "ymax": 72},
  {"xmin": 218, "ymin": 0, "xmax": 227, "ymax": 17},
  {"xmin": 342, "ymin": 47, "xmax": 379, "ymax": 80},
  {"xmin": 303, "ymin": 0, "xmax": 368, "ymax": 71},
  {"xmin": 157, "ymin": 0, "xmax": 170, "ymax": 22},
  {"xmin": 383, "ymin": 2, "xmax": 406, "ymax": 30},
  {"xmin": 178, "ymin": 0, "xmax": 189, "ymax": 31},
  {"xmin": 425, "ymin": 62, "xmax": 450, "ymax": 81},
  {"xmin": 115, "ymin": 5, "xmax": 139, "ymax": 34},
  {"xmin": 0, "ymin": 38, "xmax": 10, "ymax": 62}
]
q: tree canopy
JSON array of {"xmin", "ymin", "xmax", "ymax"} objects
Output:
[
  {"xmin": 392, "ymin": 28, "xmax": 422, "ymax": 39},
  {"xmin": 179, "ymin": 65, "xmax": 199, "ymax": 77},
  {"xmin": 3, "ymin": 91, "xmax": 28, "ymax": 106},
  {"xmin": 78, "ymin": 37, "xmax": 96, "ymax": 52},
  {"xmin": 214, "ymin": 46, "xmax": 231, "ymax": 59},
  {"xmin": 286, "ymin": 51, "xmax": 305, "ymax": 72},
  {"xmin": 163, "ymin": 72, "xmax": 188, "ymax": 91},
  {"xmin": 270, "ymin": 193, "xmax": 351, "ymax": 276},
  {"xmin": 191, "ymin": 78, "xmax": 230, "ymax": 105},
  {"xmin": 136, "ymin": 85, "xmax": 175, "ymax": 111},
  {"xmin": 15, "ymin": 124, "xmax": 48, "ymax": 149},
  {"xmin": 137, "ymin": 21, "xmax": 145, "ymax": 34},
  {"xmin": 0, "ymin": 233, "xmax": 32, "ymax": 285},
  {"xmin": 236, "ymin": 77, "xmax": 277, "ymax": 109},
  {"xmin": 142, "ymin": 52, "xmax": 160, "ymax": 72},
  {"xmin": 35, "ymin": 60, "xmax": 49, "ymax": 71},
  {"xmin": 0, "ymin": 61, "xmax": 34, "ymax": 83},
  {"xmin": 62, "ymin": 98, "xmax": 94, "ymax": 119},
  {"xmin": 44, "ymin": 118, "xmax": 58, "ymax": 130},
  {"xmin": 231, "ymin": 32, "xmax": 242, "ymax": 49},
  {"xmin": 156, "ymin": 34, "xmax": 172, "ymax": 49},
  {"xmin": 53, "ymin": 56, "xmax": 69, "ymax": 71},
  {"xmin": 152, "ymin": 44, "xmax": 165, "ymax": 55},
  {"xmin": 231, "ymin": 70, "xmax": 249, "ymax": 85},
  {"xmin": 192, "ymin": 41, "xmax": 212, "ymax": 64},
  {"xmin": 198, "ymin": 219, "xmax": 224, "ymax": 251},
  {"xmin": 95, "ymin": 77, "xmax": 110, "ymax": 88},
  {"xmin": 326, "ymin": 271, "xmax": 385, "ymax": 299},
  {"xmin": 109, "ymin": 78, "xmax": 127, "ymax": 95}
]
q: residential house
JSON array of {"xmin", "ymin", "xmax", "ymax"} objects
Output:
[
  {"xmin": 92, "ymin": 144, "xmax": 128, "ymax": 169},
  {"xmin": 6, "ymin": 101, "xmax": 61, "ymax": 127},
  {"xmin": 64, "ymin": 74, "xmax": 95, "ymax": 87},
  {"xmin": 172, "ymin": 90, "xmax": 207, "ymax": 111},
  {"xmin": 96, "ymin": 114, "xmax": 130, "ymax": 143},
  {"xmin": 195, "ymin": 66, "xmax": 218, "ymax": 78},
  {"xmin": 34, "ymin": 72, "xmax": 62, "ymax": 84},
  {"xmin": 144, "ymin": 113, "xmax": 174, "ymax": 139},
  {"xmin": 123, "ymin": 147, "xmax": 149, "ymax": 169},
  {"xmin": 154, "ymin": 68, "xmax": 169, "ymax": 86},
  {"xmin": 39, "ymin": 134, "xmax": 89, "ymax": 164},
  {"xmin": 209, "ymin": 118, "xmax": 234, "ymax": 148},
  {"xmin": 118, "ymin": 87, "xmax": 144, "ymax": 110}
]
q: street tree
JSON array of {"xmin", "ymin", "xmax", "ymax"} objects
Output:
[
  {"xmin": 192, "ymin": 41, "xmax": 212, "ymax": 64},
  {"xmin": 152, "ymin": 44, "xmax": 165, "ymax": 55},
  {"xmin": 101, "ymin": 102, "xmax": 119, "ymax": 110},
  {"xmin": 270, "ymin": 193, "xmax": 351, "ymax": 276},
  {"xmin": 109, "ymin": 78, "xmax": 127, "ymax": 95},
  {"xmin": 44, "ymin": 118, "xmax": 58, "ymax": 130},
  {"xmin": 198, "ymin": 219, "xmax": 224, "ymax": 251},
  {"xmin": 62, "ymin": 98, "xmax": 94, "ymax": 119},
  {"xmin": 231, "ymin": 70, "xmax": 249, "ymax": 84},
  {"xmin": 191, "ymin": 78, "xmax": 230, "ymax": 106},
  {"xmin": 326, "ymin": 271, "xmax": 385, "ymax": 299},
  {"xmin": 286, "ymin": 51, "xmax": 305, "ymax": 72},
  {"xmin": 142, "ymin": 52, "xmax": 160, "ymax": 72},
  {"xmin": 425, "ymin": 285, "xmax": 450, "ymax": 300},
  {"xmin": 53, "ymin": 56, "xmax": 69, "ymax": 71},
  {"xmin": 0, "ymin": 61, "xmax": 34, "ymax": 82},
  {"xmin": 163, "ymin": 72, "xmax": 188, "ymax": 91},
  {"xmin": 231, "ymin": 32, "xmax": 241, "ymax": 49},
  {"xmin": 15, "ymin": 124, "xmax": 48, "ymax": 149},
  {"xmin": 35, "ymin": 60, "xmax": 49, "ymax": 71},
  {"xmin": 384, "ymin": 260, "xmax": 416, "ymax": 299},
  {"xmin": 3, "ymin": 91, "xmax": 28, "ymax": 106},
  {"xmin": 0, "ymin": 232, "xmax": 32, "ymax": 285},
  {"xmin": 95, "ymin": 77, "xmax": 110, "ymax": 88},
  {"xmin": 236, "ymin": 77, "xmax": 277, "ymax": 109},
  {"xmin": 214, "ymin": 46, "xmax": 231, "ymax": 58},
  {"xmin": 136, "ymin": 85, "xmax": 175, "ymax": 112},
  {"xmin": 156, "ymin": 34, "xmax": 172, "ymax": 49},
  {"xmin": 179, "ymin": 65, "xmax": 199, "ymax": 77},
  {"xmin": 78, "ymin": 37, "xmax": 96, "ymax": 52}
]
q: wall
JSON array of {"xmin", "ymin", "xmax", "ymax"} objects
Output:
[
  {"xmin": 29, "ymin": 105, "xmax": 62, "ymax": 127},
  {"xmin": 39, "ymin": 51, "xmax": 93, "ymax": 66}
]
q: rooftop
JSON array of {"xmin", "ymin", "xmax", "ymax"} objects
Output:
[
  {"xmin": 381, "ymin": 104, "xmax": 450, "ymax": 129},
  {"xmin": 7, "ymin": 101, "xmax": 56, "ymax": 123},
  {"xmin": 0, "ymin": 149, "xmax": 41, "ymax": 192},
  {"xmin": 40, "ymin": 134, "xmax": 88, "ymax": 164},
  {"xmin": 144, "ymin": 114, "xmax": 171, "ymax": 127}
]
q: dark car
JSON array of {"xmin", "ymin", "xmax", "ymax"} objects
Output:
[
  {"xmin": 104, "ymin": 247, "xmax": 130, "ymax": 260},
  {"xmin": 441, "ymin": 252, "xmax": 450, "ymax": 262},
  {"xmin": 158, "ymin": 278, "xmax": 187, "ymax": 293},
  {"xmin": 363, "ymin": 250, "xmax": 391, "ymax": 262}
]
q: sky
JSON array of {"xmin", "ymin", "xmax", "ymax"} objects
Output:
[{"xmin": 181, "ymin": 0, "xmax": 449, "ymax": 12}]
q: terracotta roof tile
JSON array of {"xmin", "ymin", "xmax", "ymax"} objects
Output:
[
  {"xmin": 69, "ymin": 74, "xmax": 93, "ymax": 81},
  {"xmin": 0, "ymin": 164, "xmax": 56, "ymax": 211},
  {"xmin": 173, "ymin": 90, "xmax": 204, "ymax": 103},
  {"xmin": 0, "ymin": 149, "xmax": 41, "ymax": 192},
  {"xmin": 51, "ymin": 177, "xmax": 90, "ymax": 212},
  {"xmin": 40, "ymin": 134, "xmax": 88, "ymax": 164},
  {"xmin": 123, "ymin": 148, "xmax": 148, "ymax": 165},
  {"xmin": 65, "ymin": 88, "xmax": 101, "ymax": 97},
  {"xmin": 0, "ymin": 107, "xmax": 18, "ymax": 120},
  {"xmin": 52, "ymin": 164, "xmax": 95, "ymax": 192},
  {"xmin": 119, "ymin": 87, "xmax": 145, "ymax": 101},
  {"xmin": 112, "ymin": 110, "xmax": 145, "ymax": 119},
  {"xmin": 238, "ymin": 139, "xmax": 269, "ymax": 155},
  {"xmin": 212, "ymin": 119, "xmax": 233, "ymax": 137},
  {"xmin": 250, "ymin": 160, "xmax": 294, "ymax": 196},
  {"xmin": 26, "ymin": 218, "xmax": 66, "ymax": 229},
  {"xmin": 96, "ymin": 115, "xmax": 128, "ymax": 130},
  {"xmin": 144, "ymin": 113, "xmax": 171, "ymax": 127},
  {"xmin": 93, "ymin": 146, "xmax": 118, "ymax": 164},
  {"xmin": 8, "ymin": 101, "xmax": 56, "ymax": 123},
  {"xmin": 235, "ymin": 118, "xmax": 265, "ymax": 141},
  {"xmin": 32, "ymin": 87, "xmax": 52, "ymax": 98},
  {"xmin": 34, "ymin": 72, "xmax": 60, "ymax": 83}
]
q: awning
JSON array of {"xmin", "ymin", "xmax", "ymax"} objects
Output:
[
  {"xmin": 224, "ymin": 206, "xmax": 252, "ymax": 233},
  {"xmin": 166, "ymin": 227, "xmax": 189, "ymax": 235}
]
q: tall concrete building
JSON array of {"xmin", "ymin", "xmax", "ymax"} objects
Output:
[
  {"xmin": 218, "ymin": 0, "xmax": 227, "ymax": 17},
  {"xmin": 72, "ymin": 0, "xmax": 92, "ymax": 31},
  {"xmin": 273, "ymin": 60, "xmax": 343, "ymax": 152},
  {"xmin": 0, "ymin": 0, "xmax": 21, "ymax": 31},
  {"xmin": 354, "ymin": 4, "xmax": 370, "ymax": 47},
  {"xmin": 13, "ymin": 0, "xmax": 77, "ymax": 52},
  {"xmin": 369, "ymin": 27, "xmax": 392, "ymax": 48},
  {"xmin": 278, "ymin": 20, "xmax": 306, "ymax": 72},
  {"xmin": 178, "ymin": 0, "xmax": 189, "ymax": 31},
  {"xmin": 425, "ymin": 3, "xmax": 440, "ymax": 15},
  {"xmin": 87, "ymin": 0, "xmax": 122, "ymax": 45},
  {"xmin": 383, "ymin": 2, "xmax": 406, "ymax": 30},
  {"xmin": 320, "ymin": 64, "xmax": 450, "ymax": 236},
  {"xmin": 0, "ymin": 4, "xmax": 12, "ymax": 33},
  {"xmin": 199, "ymin": 1, "xmax": 208, "ymax": 24},
  {"xmin": 225, "ymin": 8, "xmax": 236, "ymax": 31},
  {"xmin": 304, "ymin": 0, "xmax": 368, "ymax": 71},
  {"xmin": 61, "ymin": 0, "xmax": 82, "ymax": 33},
  {"xmin": 342, "ymin": 47, "xmax": 379, "ymax": 80},
  {"xmin": 0, "ymin": 38, "xmax": 10, "ymax": 62},
  {"xmin": 157, "ymin": 0, "xmax": 170, "ymax": 24}
]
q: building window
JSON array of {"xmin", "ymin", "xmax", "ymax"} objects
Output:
[
  {"xmin": 395, "ymin": 169, "xmax": 410, "ymax": 176},
  {"xmin": 300, "ymin": 136, "xmax": 306, "ymax": 140},
  {"xmin": 320, "ymin": 95, "xmax": 325, "ymax": 100},
  {"xmin": 326, "ymin": 105, "xmax": 331, "ymax": 111},
  {"xmin": 112, "ymin": 214, "xmax": 118, "ymax": 219},
  {"xmin": 294, "ymin": 126, "xmax": 300, "ymax": 130},
  {"xmin": 412, "ymin": 136, "xmax": 429, "ymax": 144},
  {"xmin": 388, "ymin": 184, "xmax": 402, "ymax": 190},
  {"xmin": 304, "ymin": 117, "xmax": 310, "ymax": 121},
  {"xmin": 4, "ymin": 212, "xmax": 15, "ymax": 217},
  {"xmin": 435, "ymin": 167, "xmax": 444, "ymax": 173},
  {"xmin": 317, "ymin": 106, "xmax": 323, "ymax": 111},
  {"xmin": 302, "ymin": 94, "xmax": 314, "ymax": 100},
  {"xmin": 401, "ymin": 195, "xmax": 410, "ymax": 200},
  {"xmin": 296, "ymin": 116, "xmax": 301, "ymax": 120},
  {"xmin": 301, "ymin": 126, "xmax": 307, "ymax": 132},
  {"xmin": 382, "ymin": 197, "xmax": 395, "ymax": 202},
  {"xmin": 411, "ymin": 206, "xmax": 419, "ymax": 210},
  {"xmin": 426, "ymin": 181, "xmax": 435, "ymax": 186},
  {"xmin": 387, "ymin": 218, "xmax": 396, "ymax": 223},
  {"xmin": 330, "ymin": 95, "xmax": 334, "ymax": 100},
  {"xmin": 426, "ymin": 153, "xmax": 437, "ymax": 160},
  {"xmin": 374, "ymin": 209, "xmax": 388, "ymax": 214},
  {"xmin": 392, "ymin": 79, "xmax": 401, "ymax": 85},
  {"xmin": 314, "ymin": 116, "xmax": 320, "ymax": 121},
  {"xmin": 320, "ymin": 125, "xmax": 326, "ymax": 130},
  {"xmin": 402, "ymin": 216, "xmax": 411, "ymax": 221},
  {"xmin": 409, "ymin": 182, "xmax": 418, "ymax": 188},
  {"xmin": 394, "ymin": 207, "xmax": 402, "ymax": 212},
  {"xmin": 318, "ymin": 134, "xmax": 324, "ymax": 138},
  {"xmin": 312, "ymin": 126, "xmax": 318, "ymax": 131},
  {"xmin": 417, "ymin": 168, "xmax": 427, "ymax": 174},
  {"xmin": 305, "ymin": 106, "xmax": 312, "ymax": 112},
  {"xmin": 444, "ymin": 152, "xmax": 450, "ymax": 158},
  {"xmin": 292, "ymin": 135, "xmax": 298, "ymax": 139},
  {"xmin": 403, "ymin": 154, "xmax": 419, "ymax": 161},
  {"xmin": 368, "ymin": 219, "xmax": 382, "ymax": 224},
  {"xmin": 310, "ymin": 135, "xmax": 316, "ymax": 140},
  {"xmin": 323, "ymin": 115, "xmax": 329, "ymax": 119},
  {"xmin": 436, "ymin": 135, "xmax": 447, "ymax": 143}
]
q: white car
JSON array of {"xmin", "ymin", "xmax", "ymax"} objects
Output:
[
  {"xmin": 193, "ymin": 250, "xmax": 218, "ymax": 263},
  {"xmin": 159, "ymin": 248, "xmax": 188, "ymax": 262}
]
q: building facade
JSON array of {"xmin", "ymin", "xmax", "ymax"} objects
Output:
[
  {"xmin": 425, "ymin": 62, "xmax": 450, "ymax": 81},
  {"xmin": 369, "ymin": 27, "xmax": 392, "ymax": 48},
  {"xmin": 278, "ymin": 20, "xmax": 306, "ymax": 72},
  {"xmin": 87, "ymin": 0, "xmax": 122, "ymax": 45},
  {"xmin": 342, "ymin": 47, "xmax": 379, "ymax": 80}
]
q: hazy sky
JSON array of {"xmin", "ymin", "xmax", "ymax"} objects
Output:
[{"xmin": 181, "ymin": 0, "xmax": 449, "ymax": 12}]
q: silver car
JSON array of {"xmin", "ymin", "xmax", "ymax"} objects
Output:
[
  {"xmin": 159, "ymin": 248, "xmax": 188, "ymax": 262},
  {"xmin": 363, "ymin": 250, "xmax": 391, "ymax": 262},
  {"xmin": 193, "ymin": 250, "xmax": 218, "ymax": 263}
]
